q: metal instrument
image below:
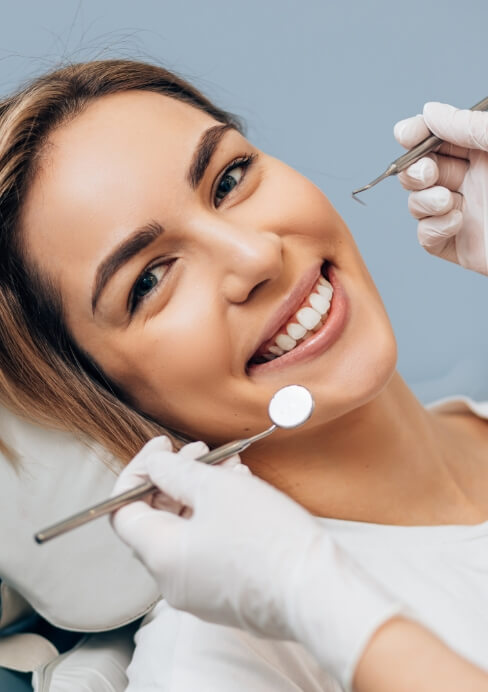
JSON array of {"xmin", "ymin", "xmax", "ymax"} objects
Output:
[
  {"xmin": 352, "ymin": 96, "xmax": 488, "ymax": 203},
  {"xmin": 34, "ymin": 384, "xmax": 315, "ymax": 544}
]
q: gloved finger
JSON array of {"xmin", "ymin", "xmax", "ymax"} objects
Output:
[
  {"xmin": 145, "ymin": 450, "xmax": 215, "ymax": 508},
  {"xmin": 217, "ymin": 453, "xmax": 242, "ymax": 468},
  {"xmin": 111, "ymin": 436, "xmax": 174, "ymax": 497},
  {"xmin": 162, "ymin": 441, "xmax": 211, "ymax": 513},
  {"xmin": 399, "ymin": 154, "xmax": 468, "ymax": 193},
  {"xmin": 394, "ymin": 114, "xmax": 430, "ymax": 149},
  {"xmin": 394, "ymin": 112, "xmax": 469, "ymax": 159},
  {"xmin": 232, "ymin": 463, "xmax": 252, "ymax": 475},
  {"xmin": 177, "ymin": 440, "xmax": 209, "ymax": 460},
  {"xmin": 432, "ymin": 154, "xmax": 469, "ymax": 191},
  {"xmin": 435, "ymin": 141, "xmax": 470, "ymax": 160},
  {"xmin": 408, "ymin": 187, "xmax": 462, "ymax": 220},
  {"xmin": 398, "ymin": 156, "xmax": 439, "ymax": 190},
  {"xmin": 152, "ymin": 492, "xmax": 185, "ymax": 515},
  {"xmin": 175, "ymin": 443, "xmax": 249, "ymax": 472},
  {"xmin": 218, "ymin": 454, "xmax": 253, "ymax": 474},
  {"xmin": 417, "ymin": 209, "xmax": 463, "ymax": 258},
  {"xmin": 423, "ymin": 102, "xmax": 488, "ymax": 152}
]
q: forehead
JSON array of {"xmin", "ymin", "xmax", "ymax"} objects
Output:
[
  {"xmin": 25, "ymin": 89, "xmax": 218, "ymax": 226},
  {"xmin": 21, "ymin": 90, "xmax": 218, "ymax": 314}
]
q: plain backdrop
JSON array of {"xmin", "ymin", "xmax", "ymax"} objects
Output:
[{"xmin": 0, "ymin": 0, "xmax": 486, "ymax": 403}]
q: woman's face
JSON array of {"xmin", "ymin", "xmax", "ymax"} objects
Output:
[{"xmin": 22, "ymin": 90, "xmax": 397, "ymax": 444}]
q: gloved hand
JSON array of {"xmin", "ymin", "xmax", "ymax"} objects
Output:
[
  {"xmin": 394, "ymin": 102, "xmax": 488, "ymax": 275},
  {"xmin": 110, "ymin": 436, "xmax": 405, "ymax": 691}
]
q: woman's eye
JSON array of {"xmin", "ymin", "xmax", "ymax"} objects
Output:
[
  {"xmin": 215, "ymin": 166, "xmax": 244, "ymax": 203},
  {"xmin": 130, "ymin": 263, "xmax": 169, "ymax": 313},
  {"xmin": 214, "ymin": 154, "xmax": 255, "ymax": 207}
]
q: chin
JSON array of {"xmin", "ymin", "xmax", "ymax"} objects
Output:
[
  {"xmin": 302, "ymin": 294, "xmax": 399, "ymax": 428},
  {"xmin": 327, "ymin": 338, "xmax": 397, "ymax": 431}
]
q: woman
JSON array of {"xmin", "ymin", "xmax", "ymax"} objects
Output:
[{"xmin": 0, "ymin": 59, "xmax": 486, "ymax": 689}]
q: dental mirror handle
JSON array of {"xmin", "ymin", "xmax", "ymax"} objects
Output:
[
  {"xmin": 196, "ymin": 424, "xmax": 277, "ymax": 464},
  {"xmin": 34, "ymin": 424, "xmax": 277, "ymax": 544}
]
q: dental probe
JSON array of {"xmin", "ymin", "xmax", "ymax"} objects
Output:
[
  {"xmin": 34, "ymin": 385, "xmax": 315, "ymax": 544},
  {"xmin": 352, "ymin": 95, "xmax": 488, "ymax": 203}
]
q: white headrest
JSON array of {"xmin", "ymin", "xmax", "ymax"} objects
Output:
[{"xmin": 0, "ymin": 404, "xmax": 160, "ymax": 631}]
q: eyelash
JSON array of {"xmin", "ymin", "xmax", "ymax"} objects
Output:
[
  {"xmin": 128, "ymin": 152, "xmax": 256, "ymax": 314},
  {"xmin": 214, "ymin": 153, "xmax": 256, "ymax": 208}
]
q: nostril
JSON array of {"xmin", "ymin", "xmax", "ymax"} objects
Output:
[{"xmin": 247, "ymin": 279, "xmax": 269, "ymax": 302}]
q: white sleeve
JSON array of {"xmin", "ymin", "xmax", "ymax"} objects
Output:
[
  {"xmin": 126, "ymin": 600, "xmax": 342, "ymax": 692},
  {"xmin": 32, "ymin": 625, "xmax": 136, "ymax": 692}
]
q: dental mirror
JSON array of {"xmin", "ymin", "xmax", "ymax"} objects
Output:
[
  {"xmin": 268, "ymin": 384, "xmax": 314, "ymax": 429},
  {"xmin": 35, "ymin": 384, "xmax": 315, "ymax": 544}
]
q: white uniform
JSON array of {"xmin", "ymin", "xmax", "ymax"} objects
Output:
[{"xmin": 125, "ymin": 394, "xmax": 488, "ymax": 691}]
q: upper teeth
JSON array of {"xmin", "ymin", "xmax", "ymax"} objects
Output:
[
  {"xmin": 276, "ymin": 333, "xmax": 296, "ymax": 351},
  {"xmin": 287, "ymin": 322, "xmax": 307, "ymax": 340},
  {"xmin": 259, "ymin": 274, "xmax": 333, "ymax": 361},
  {"xmin": 309, "ymin": 292, "xmax": 330, "ymax": 314},
  {"xmin": 296, "ymin": 307, "xmax": 321, "ymax": 330}
]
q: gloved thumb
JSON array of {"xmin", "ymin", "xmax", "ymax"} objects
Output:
[{"xmin": 423, "ymin": 102, "xmax": 488, "ymax": 152}]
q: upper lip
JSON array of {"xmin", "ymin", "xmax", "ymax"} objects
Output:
[{"xmin": 246, "ymin": 261, "xmax": 324, "ymax": 365}]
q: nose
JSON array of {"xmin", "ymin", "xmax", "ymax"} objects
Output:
[{"xmin": 206, "ymin": 221, "xmax": 284, "ymax": 303}]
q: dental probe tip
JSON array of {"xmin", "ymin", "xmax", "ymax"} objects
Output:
[
  {"xmin": 351, "ymin": 166, "xmax": 396, "ymax": 203},
  {"xmin": 351, "ymin": 191, "xmax": 367, "ymax": 205}
]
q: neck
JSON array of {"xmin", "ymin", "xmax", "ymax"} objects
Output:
[{"xmin": 242, "ymin": 371, "xmax": 485, "ymax": 525}]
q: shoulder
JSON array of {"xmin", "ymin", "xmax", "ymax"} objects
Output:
[{"xmin": 126, "ymin": 600, "xmax": 340, "ymax": 692}]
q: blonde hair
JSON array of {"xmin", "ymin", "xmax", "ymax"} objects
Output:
[{"xmin": 0, "ymin": 59, "xmax": 243, "ymax": 465}]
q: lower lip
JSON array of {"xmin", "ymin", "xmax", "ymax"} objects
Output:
[{"xmin": 247, "ymin": 264, "xmax": 349, "ymax": 375}]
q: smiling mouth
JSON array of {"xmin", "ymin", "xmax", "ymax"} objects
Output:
[{"xmin": 247, "ymin": 262, "xmax": 334, "ymax": 367}]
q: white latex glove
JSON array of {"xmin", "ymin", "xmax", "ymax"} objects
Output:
[
  {"xmin": 394, "ymin": 102, "xmax": 488, "ymax": 275},
  {"xmin": 110, "ymin": 436, "xmax": 405, "ymax": 691}
]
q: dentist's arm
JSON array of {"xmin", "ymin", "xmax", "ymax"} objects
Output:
[
  {"xmin": 394, "ymin": 102, "xmax": 488, "ymax": 276},
  {"xmin": 110, "ymin": 438, "xmax": 488, "ymax": 692},
  {"xmin": 354, "ymin": 616, "xmax": 488, "ymax": 692}
]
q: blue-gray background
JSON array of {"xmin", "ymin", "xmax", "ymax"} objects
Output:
[{"xmin": 1, "ymin": 0, "xmax": 487, "ymax": 404}]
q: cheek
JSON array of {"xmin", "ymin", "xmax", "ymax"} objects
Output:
[{"xmin": 97, "ymin": 304, "xmax": 233, "ymax": 432}]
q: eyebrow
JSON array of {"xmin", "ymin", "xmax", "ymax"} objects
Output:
[
  {"xmin": 91, "ymin": 221, "xmax": 164, "ymax": 315},
  {"xmin": 187, "ymin": 122, "xmax": 236, "ymax": 189},
  {"xmin": 91, "ymin": 122, "xmax": 236, "ymax": 315}
]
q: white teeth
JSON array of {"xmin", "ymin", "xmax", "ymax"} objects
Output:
[
  {"xmin": 257, "ymin": 273, "xmax": 335, "ymax": 362},
  {"xmin": 296, "ymin": 307, "xmax": 321, "ymax": 330},
  {"xmin": 309, "ymin": 293, "xmax": 330, "ymax": 315},
  {"xmin": 287, "ymin": 322, "xmax": 307, "ymax": 340},
  {"xmin": 275, "ymin": 334, "xmax": 296, "ymax": 351},
  {"xmin": 317, "ymin": 284, "xmax": 333, "ymax": 300}
]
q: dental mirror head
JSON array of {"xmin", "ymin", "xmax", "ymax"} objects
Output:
[{"xmin": 268, "ymin": 384, "xmax": 314, "ymax": 429}]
